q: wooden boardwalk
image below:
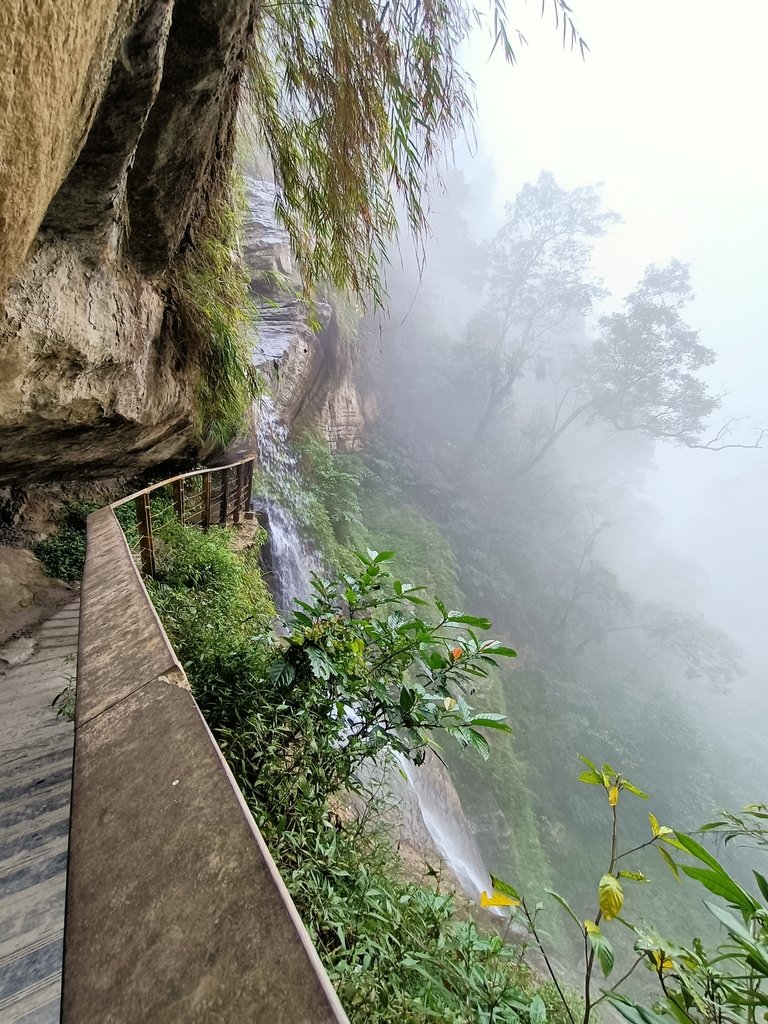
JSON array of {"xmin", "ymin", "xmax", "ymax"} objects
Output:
[{"xmin": 0, "ymin": 601, "xmax": 78, "ymax": 1024}]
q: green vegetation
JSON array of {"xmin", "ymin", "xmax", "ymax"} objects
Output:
[
  {"xmin": 244, "ymin": 0, "xmax": 586, "ymax": 304},
  {"xmin": 51, "ymin": 655, "xmax": 77, "ymax": 721},
  {"xmin": 32, "ymin": 500, "xmax": 98, "ymax": 583},
  {"xmin": 33, "ymin": 499, "xmax": 137, "ymax": 583},
  {"xmin": 487, "ymin": 759, "xmax": 768, "ymax": 1024},
  {"xmin": 146, "ymin": 518, "xmax": 588, "ymax": 1022},
  {"xmin": 175, "ymin": 171, "xmax": 262, "ymax": 450}
]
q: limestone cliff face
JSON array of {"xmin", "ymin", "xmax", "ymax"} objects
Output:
[
  {"xmin": 0, "ymin": 0, "xmax": 257, "ymax": 484},
  {"xmin": 245, "ymin": 176, "xmax": 371, "ymax": 450}
]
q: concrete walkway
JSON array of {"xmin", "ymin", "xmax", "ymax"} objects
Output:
[{"xmin": 0, "ymin": 601, "xmax": 78, "ymax": 1024}]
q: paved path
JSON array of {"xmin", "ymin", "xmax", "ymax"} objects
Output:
[{"xmin": 0, "ymin": 601, "xmax": 78, "ymax": 1024}]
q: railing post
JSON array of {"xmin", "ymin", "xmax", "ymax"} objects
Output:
[
  {"xmin": 245, "ymin": 459, "xmax": 254, "ymax": 510},
  {"xmin": 233, "ymin": 464, "xmax": 243, "ymax": 524},
  {"xmin": 173, "ymin": 479, "xmax": 185, "ymax": 524},
  {"xmin": 219, "ymin": 468, "xmax": 229, "ymax": 525},
  {"xmin": 202, "ymin": 473, "xmax": 212, "ymax": 531},
  {"xmin": 135, "ymin": 493, "xmax": 156, "ymax": 577}
]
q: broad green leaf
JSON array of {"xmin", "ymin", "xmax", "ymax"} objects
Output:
[
  {"xmin": 607, "ymin": 994, "xmax": 670, "ymax": 1024},
  {"xmin": 466, "ymin": 729, "xmax": 491, "ymax": 760},
  {"xmin": 399, "ymin": 687, "xmax": 416, "ymax": 714},
  {"xmin": 529, "ymin": 994, "xmax": 547, "ymax": 1024},
  {"xmin": 681, "ymin": 866, "xmax": 759, "ymax": 914},
  {"xmin": 307, "ymin": 647, "xmax": 332, "ymax": 680},
  {"xmin": 673, "ymin": 831, "xmax": 724, "ymax": 871},
  {"xmin": 704, "ymin": 901, "xmax": 758, "ymax": 946},
  {"xmin": 469, "ymin": 714, "xmax": 512, "ymax": 732},
  {"xmin": 447, "ymin": 613, "xmax": 492, "ymax": 629},
  {"xmin": 754, "ymin": 871, "xmax": 768, "ymax": 903},
  {"xmin": 372, "ymin": 550, "xmax": 396, "ymax": 563},
  {"xmin": 490, "ymin": 875, "xmax": 520, "ymax": 901},
  {"xmin": 578, "ymin": 754, "xmax": 598, "ymax": 771},
  {"xmin": 599, "ymin": 873, "xmax": 624, "ymax": 920},
  {"xmin": 545, "ymin": 889, "xmax": 582, "ymax": 928},
  {"xmin": 586, "ymin": 923, "xmax": 615, "ymax": 977},
  {"xmin": 621, "ymin": 780, "xmax": 648, "ymax": 799},
  {"xmin": 482, "ymin": 643, "xmax": 518, "ymax": 657},
  {"xmin": 579, "ymin": 769, "xmax": 603, "ymax": 785},
  {"xmin": 657, "ymin": 845, "xmax": 679, "ymax": 880}
]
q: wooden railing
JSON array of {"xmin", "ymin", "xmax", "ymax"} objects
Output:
[
  {"xmin": 112, "ymin": 457, "xmax": 255, "ymax": 577},
  {"xmin": 65, "ymin": 459, "xmax": 349, "ymax": 1023}
]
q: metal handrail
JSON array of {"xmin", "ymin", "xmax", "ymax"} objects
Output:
[{"xmin": 115, "ymin": 457, "xmax": 256, "ymax": 577}]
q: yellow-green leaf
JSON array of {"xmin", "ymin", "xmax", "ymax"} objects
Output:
[
  {"xmin": 621, "ymin": 779, "xmax": 648, "ymax": 799},
  {"xmin": 598, "ymin": 873, "xmax": 624, "ymax": 920},
  {"xmin": 584, "ymin": 919, "xmax": 600, "ymax": 935},
  {"xmin": 651, "ymin": 950, "xmax": 675, "ymax": 972},
  {"xmin": 480, "ymin": 890, "xmax": 520, "ymax": 908},
  {"xmin": 490, "ymin": 874, "xmax": 521, "ymax": 901},
  {"xmin": 618, "ymin": 870, "xmax": 648, "ymax": 883},
  {"xmin": 608, "ymin": 786, "xmax": 619, "ymax": 806},
  {"xmin": 649, "ymin": 812, "xmax": 665, "ymax": 838},
  {"xmin": 657, "ymin": 845, "xmax": 680, "ymax": 881}
]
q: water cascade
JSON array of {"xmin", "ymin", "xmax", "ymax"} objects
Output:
[
  {"xmin": 246, "ymin": 172, "xmax": 494, "ymax": 906},
  {"xmin": 252, "ymin": 397, "xmax": 323, "ymax": 613}
]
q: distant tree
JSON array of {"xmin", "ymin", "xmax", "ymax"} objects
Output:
[
  {"xmin": 513, "ymin": 261, "xmax": 763, "ymax": 475},
  {"xmin": 462, "ymin": 171, "xmax": 618, "ymax": 440}
]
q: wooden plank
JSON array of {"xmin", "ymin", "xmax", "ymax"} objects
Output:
[
  {"xmin": 135, "ymin": 494, "xmax": 156, "ymax": 578},
  {"xmin": 245, "ymin": 460, "xmax": 254, "ymax": 511}
]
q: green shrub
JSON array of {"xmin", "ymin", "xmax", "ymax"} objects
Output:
[
  {"xmin": 33, "ymin": 500, "xmax": 100, "ymax": 583},
  {"xmin": 148, "ymin": 527, "xmax": 579, "ymax": 1023},
  {"xmin": 176, "ymin": 176, "xmax": 262, "ymax": 449}
]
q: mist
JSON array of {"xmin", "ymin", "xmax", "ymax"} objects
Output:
[{"xmin": 348, "ymin": 0, "xmax": 767, "ymax": 955}]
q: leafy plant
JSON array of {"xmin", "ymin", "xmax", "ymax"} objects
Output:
[
  {"xmin": 147, "ymin": 523, "xmax": 575, "ymax": 1022},
  {"xmin": 52, "ymin": 654, "xmax": 77, "ymax": 721},
  {"xmin": 33, "ymin": 500, "xmax": 99, "ymax": 583},
  {"xmin": 608, "ymin": 813, "xmax": 768, "ymax": 1024},
  {"xmin": 488, "ymin": 757, "xmax": 711, "ymax": 1024},
  {"xmin": 244, "ymin": 0, "xmax": 588, "ymax": 305},
  {"xmin": 175, "ymin": 173, "xmax": 263, "ymax": 448}
]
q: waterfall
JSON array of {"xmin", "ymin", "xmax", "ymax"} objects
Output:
[
  {"xmin": 252, "ymin": 396, "xmax": 323, "ymax": 614},
  {"xmin": 251, "ymin": 396, "xmax": 494, "ymax": 907},
  {"xmin": 245, "ymin": 173, "xmax": 494, "ymax": 909},
  {"xmin": 392, "ymin": 753, "xmax": 495, "ymax": 908}
]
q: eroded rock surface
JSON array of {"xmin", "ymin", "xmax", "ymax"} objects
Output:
[{"xmin": 0, "ymin": 0, "xmax": 256, "ymax": 483}]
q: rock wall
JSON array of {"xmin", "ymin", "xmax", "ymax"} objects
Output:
[
  {"xmin": 244, "ymin": 175, "xmax": 370, "ymax": 450},
  {"xmin": 0, "ymin": 0, "xmax": 257, "ymax": 484}
]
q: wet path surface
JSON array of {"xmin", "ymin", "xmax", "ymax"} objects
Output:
[{"xmin": 0, "ymin": 601, "xmax": 78, "ymax": 1023}]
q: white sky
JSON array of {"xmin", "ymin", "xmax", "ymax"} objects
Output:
[{"xmin": 461, "ymin": 1, "xmax": 768, "ymax": 684}]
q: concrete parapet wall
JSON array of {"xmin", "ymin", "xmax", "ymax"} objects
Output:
[{"xmin": 63, "ymin": 506, "xmax": 349, "ymax": 1023}]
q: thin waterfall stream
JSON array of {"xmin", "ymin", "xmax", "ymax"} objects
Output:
[
  {"xmin": 245, "ymin": 173, "xmax": 494, "ymax": 905},
  {"xmin": 251, "ymin": 393, "xmax": 493, "ymax": 903}
]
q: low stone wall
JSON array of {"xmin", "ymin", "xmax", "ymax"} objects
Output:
[{"xmin": 63, "ymin": 505, "xmax": 348, "ymax": 1023}]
